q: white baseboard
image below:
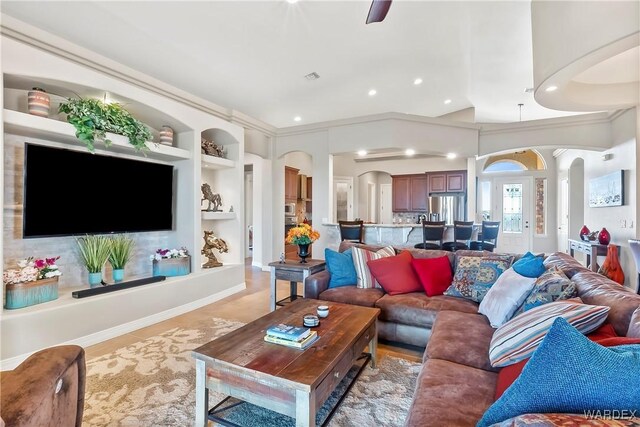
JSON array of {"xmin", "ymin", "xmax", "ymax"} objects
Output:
[{"xmin": 0, "ymin": 282, "xmax": 246, "ymax": 370}]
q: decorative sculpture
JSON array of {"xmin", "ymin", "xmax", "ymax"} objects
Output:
[
  {"xmin": 201, "ymin": 137, "xmax": 225, "ymax": 158},
  {"xmin": 201, "ymin": 183, "xmax": 222, "ymax": 212},
  {"xmin": 201, "ymin": 230, "xmax": 228, "ymax": 268}
]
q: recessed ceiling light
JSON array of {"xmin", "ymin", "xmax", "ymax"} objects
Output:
[
  {"xmin": 446, "ymin": 153, "xmax": 457, "ymax": 159},
  {"xmin": 414, "ymin": 78, "xmax": 423, "ymax": 85},
  {"xmin": 357, "ymin": 150, "xmax": 367, "ymax": 156},
  {"xmin": 286, "ymin": 0, "xmax": 298, "ymax": 4},
  {"xmin": 545, "ymin": 85, "xmax": 558, "ymax": 92},
  {"xmin": 444, "ymin": 99, "xmax": 452, "ymax": 105},
  {"xmin": 368, "ymin": 89, "xmax": 377, "ymax": 96},
  {"xmin": 294, "ymin": 116, "xmax": 301, "ymax": 122},
  {"xmin": 405, "ymin": 149, "xmax": 415, "ymax": 156}
]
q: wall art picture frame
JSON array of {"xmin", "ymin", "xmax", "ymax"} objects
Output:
[{"xmin": 589, "ymin": 170, "xmax": 624, "ymax": 208}]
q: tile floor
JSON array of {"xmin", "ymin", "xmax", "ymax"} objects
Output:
[{"xmin": 84, "ymin": 258, "xmax": 423, "ymax": 363}]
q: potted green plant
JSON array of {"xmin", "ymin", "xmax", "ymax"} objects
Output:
[
  {"xmin": 108, "ymin": 234, "xmax": 135, "ymax": 283},
  {"xmin": 76, "ymin": 235, "xmax": 111, "ymax": 287},
  {"xmin": 58, "ymin": 98, "xmax": 152, "ymax": 153}
]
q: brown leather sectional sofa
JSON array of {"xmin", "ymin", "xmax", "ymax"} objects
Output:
[{"xmin": 305, "ymin": 243, "xmax": 640, "ymax": 426}]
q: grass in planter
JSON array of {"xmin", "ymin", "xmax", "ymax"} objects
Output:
[
  {"xmin": 76, "ymin": 235, "xmax": 111, "ymax": 274},
  {"xmin": 108, "ymin": 235, "xmax": 135, "ymax": 270}
]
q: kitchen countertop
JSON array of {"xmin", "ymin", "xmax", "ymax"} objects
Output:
[{"xmin": 322, "ymin": 223, "xmax": 480, "ymax": 228}]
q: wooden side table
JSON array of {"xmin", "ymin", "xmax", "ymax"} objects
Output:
[
  {"xmin": 268, "ymin": 259, "xmax": 326, "ymax": 311},
  {"xmin": 568, "ymin": 239, "xmax": 619, "ymax": 272}
]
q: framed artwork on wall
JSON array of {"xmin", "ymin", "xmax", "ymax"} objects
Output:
[{"xmin": 589, "ymin": 170, "xmax": 624, "ymax": 207}]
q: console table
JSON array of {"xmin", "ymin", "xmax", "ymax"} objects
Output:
[
  {"xmin": 268, "ymin": 259, "xmax": 326, "ymax": 311},
  {"xmin": 568, "ymin": 239, "xmax": 618, "ymax": 272}
]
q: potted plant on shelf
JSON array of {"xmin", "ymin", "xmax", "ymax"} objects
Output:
[
  {"xmin": 150, "ymin": 247, "xmax": 191, "ymax": 277},
  {"xmin": 76, "ymin": 235, "xmax": 111, "ymax": 288},
  {"xmin": 3, "ymin": 256, "xmax": 62, "ymax": 309},
  {"xmin": 58, "ymin": 98, "xmax": 153, "ymax": 153},
  {"xmin": 285, "ymin": 223, "xmax": 320, "ymax": 263},
  {"xmin": 108, "ymin": 234, "xmax": 135, "ymax": 283}
]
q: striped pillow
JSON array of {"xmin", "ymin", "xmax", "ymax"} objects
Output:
[
  {"xmin": 352, "ymin": 245, "xmax": 395, "ymax": 289},
  {"xmin": 489, "ymin": 301, "xmax": 610, "ymax": 367}
]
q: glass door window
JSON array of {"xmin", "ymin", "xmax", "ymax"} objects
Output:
[{"xmin": 502, "ymin": 184, "xmax": 523, "ymax": 233}]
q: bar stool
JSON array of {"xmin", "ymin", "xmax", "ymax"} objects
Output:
[
  {"xmin": 442, "ymin": 221, "xmax": 474, "ymax": 252},
  {"xmin": 469, "ymin": 221, "xmax": 501, "ymax": 252},
  {"xmin": 629, "ymin": 239, "xmax": 640, "ymax": 295},
  {"xmin": 414, "ymin": 220, "xmax": 446, "ymax": 250},
  {"xmin": 338, "ymin": 220, "xmax": 365, "ymax": 243}
]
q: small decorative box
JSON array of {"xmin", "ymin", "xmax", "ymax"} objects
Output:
[
  {"xmin": 5, "ymin": 277, "xmax": 59, "ymax": 309},
  {"xmin": 152, "ymin": 256, "xmax": 191, "ymax": 277}
]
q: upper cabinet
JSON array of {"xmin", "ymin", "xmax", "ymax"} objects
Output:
[
  {"xmin": 428, "ymin": 170, "xmax": 467, "ymax": 193},
  {"xmin": 284, "ymin": 166, "xmax": 300, "ymax": 202},
  {"xmin": 392, "ymin": 174, "xmax": 427, "ymax": 212}
]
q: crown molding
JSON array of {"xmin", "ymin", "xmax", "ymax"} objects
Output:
[
  {"xmin": 276, "ymin": 111, "xmax": 480, "ymax": 137},
  {"xmin": 1, "ymin": 15, "xmax": 276, "ymax": 137},
  {"xmin": 478, "ymin": 111, "xmax": 613, "ymax": 136}
]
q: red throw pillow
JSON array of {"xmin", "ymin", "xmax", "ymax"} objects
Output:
[
  {"xmin": 494, "ymin": 327, "xmax": 640, "ymax": 399},
  {"xmin": 410, "ymin": 256, "xmax": 453, "ymax": 296},
  {"xmin": 367, "ymin": 251, "xmax": 422, "ymax": 295}
]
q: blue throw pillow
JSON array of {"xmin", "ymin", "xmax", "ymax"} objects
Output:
[
  {"xmin": 325, "ymin": 248, "xmax": 357, "ymax": 288},
  {"xmin": 512, "ymin": 252, "xmax": 545, "ymax": 278},
  {"xmin": 478, "ymin": 317, "xmax": 640, "ymax": 427}
]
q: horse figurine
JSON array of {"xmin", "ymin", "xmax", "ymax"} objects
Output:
[
  {"xmin": 202, "ymin": 230, "xmax": 229, "ymax": 268},
  {"xmin": 201, "ymin": 183, "xmax": 222, "ymax": 212}
]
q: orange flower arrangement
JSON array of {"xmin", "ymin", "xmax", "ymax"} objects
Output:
[{"xmin": 286, "ymin": 223, "xmax": 320, "ymax": 245}]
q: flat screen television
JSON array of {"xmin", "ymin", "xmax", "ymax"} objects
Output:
[{"xmin": 23, "ymin": 143, "xmax": 174, "ymax": 238}]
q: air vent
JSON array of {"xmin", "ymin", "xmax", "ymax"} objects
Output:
[{"xmin": 304, "ymin": 72, "xmax": 320, "ymax": 81}]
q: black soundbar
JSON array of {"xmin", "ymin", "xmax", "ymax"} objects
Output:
[{"xmin": 72, "ymin": 276, "xmax": 167, "ymax": 298}]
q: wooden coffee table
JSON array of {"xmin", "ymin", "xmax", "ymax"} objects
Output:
[{"xmin": 192, "ymin": 299, "xmax": 380, "ymax": 427}]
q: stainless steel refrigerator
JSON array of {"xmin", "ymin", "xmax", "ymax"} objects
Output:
[{"xmin": 428, "ymin": 193, "xmax": 467, "ymax": 224}]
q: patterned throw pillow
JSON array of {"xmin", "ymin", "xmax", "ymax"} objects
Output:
[
  {"xmin": 513, "ymin": 266, "xmax": 576, "ymax": 316},
  {"xmin": 444, "ymin": 255, "xmax": 512, "ymax": 303},
  {"xmin": 489, "ymin": 301, "xmax": 610, "ymax": 367},
  {"xmin": 352, "ymin": 245, "xmax": 395, "ymax": 289}
]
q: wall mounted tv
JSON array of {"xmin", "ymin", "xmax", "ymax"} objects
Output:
[{"xmin": 23, "ymin": 144, "xmax": 174, "ymax": 238}]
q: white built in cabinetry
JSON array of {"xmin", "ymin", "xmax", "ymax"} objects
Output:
[{"xmin": 0, "ymin": 34, "xmax": 245, "ymax": 366}]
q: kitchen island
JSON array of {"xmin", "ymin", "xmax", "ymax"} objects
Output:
[{"xmin": 322, "ymin": 223, "xmax": 480, "ymax": 250}]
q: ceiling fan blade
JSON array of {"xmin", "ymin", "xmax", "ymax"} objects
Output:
[{"xmin": 366, "ymin": 0, "xmax": 392, "ymax": 24}]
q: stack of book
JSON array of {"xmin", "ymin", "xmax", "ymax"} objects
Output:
[{"xmin": 264, "ymin": 323, "xmax": 319, "ymax": 349}]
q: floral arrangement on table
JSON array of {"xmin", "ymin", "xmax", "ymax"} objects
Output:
[
  {"xmin": 150, "ymin": 247, "xmax": 190, "ymax": 261},
  {"xmin": 286, "ymin": 223, "xmax": 320, "ymax": 245},
  {"xmin": 3, "ymin": 256, "xmax": 62, "ymax": 285}
]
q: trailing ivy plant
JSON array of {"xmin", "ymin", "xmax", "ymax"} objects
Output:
[{"xmin": 59, "ymin": 98, "xmax": 152, "ymax": 153}]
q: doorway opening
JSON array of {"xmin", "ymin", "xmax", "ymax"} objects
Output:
[
  {"xmin": 244, "ymin": 165, "xmax": 253, "ymax": 262},
  {"xmin": 494, "ymin": 176, "xmax": 533, "ymax": 253}
]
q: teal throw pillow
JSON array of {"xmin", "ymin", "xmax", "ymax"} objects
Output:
[
  {"xmin": 478, "ymin": 317, "xmax": 640, "ymax": 427},
  {"xmin": 325, "ymin": 248, "xmax": 357, "ymax": 288},
  {"xmin": 512, "ymin": 252, "xmax": 545, "ymax": 278}
]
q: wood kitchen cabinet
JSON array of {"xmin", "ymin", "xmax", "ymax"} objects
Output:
[
  {"xmin": 428, "ymin": 170, "xmax": 467, "ymax": 193},
  {"xmin": 284, "ymin": 166, "xmax": 299, "ymax": 202},
  {"xmin": 305, "ymin": 176, "xmax": 312, "ymax": 213},
  {"xmin": 392, "ymin": 174, "xmax": 427, "ymax": 212}
]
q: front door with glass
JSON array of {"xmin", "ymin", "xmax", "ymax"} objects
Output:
[{"xmin": 494, "ymin": 177, "xmax": 532, "ymax": 253}]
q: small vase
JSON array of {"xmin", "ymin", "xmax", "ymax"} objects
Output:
[
  {"xmin": 28, "ymin": 87, "xmax": 50, "ymax": 118},
  {"xmin": 598, "ymin": 227, "xmax": 611, "ymax": 245},
  {"xmin": 113, "ymin": 269, "xmax": 125, "ymax": 283},
  {"xmin": 159, "ymin": 126, "xmax": 174, "ymax": 146},
  {"xmin": 298, "ymin": 243, "xmax": 310, "ymax": 264},
  {"xmin": 579, "ymin": 225, "xmax": 590, "ymax": 241},
  {"xmin": 88, "ymin": 272, "xmax": 103, "ymax": 288}
]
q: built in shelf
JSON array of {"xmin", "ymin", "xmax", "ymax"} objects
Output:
[
  {"xmin": 201, "ymin": 154, "xmax": 235, "ymax": 169},
  {"xmin": 3, "ymin": 109, "xmax": 191, "ymax": 161},
  {"xmin": 201, "ymin": 211, "xmax": 236, "ymax": 220}
]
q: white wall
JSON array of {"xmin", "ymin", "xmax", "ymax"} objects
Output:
[
  {"xmin": 284, "ymin": 151, "xmax": 313, "ymax": 176},
  {"xmin": 557, "ymin": 108, "xmax": 637, "ymax": 290}
]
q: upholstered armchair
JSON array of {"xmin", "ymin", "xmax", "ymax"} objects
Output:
[{"xmin": 0, "ymin": 345, "xmax": 86, "ymax": 427}]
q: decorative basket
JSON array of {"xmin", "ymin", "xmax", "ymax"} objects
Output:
[
  {"xmin": 152, "ymin": 256, "xmax": 191, "ymax": 277},
  {"xmin": 5, "ymin": 277, "xmax": 59, "ymax": 309}
]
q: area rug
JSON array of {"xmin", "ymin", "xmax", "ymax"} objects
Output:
[{"xmin": 83, "ymin": 317, "xmax": 421, "ymax": 426}]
